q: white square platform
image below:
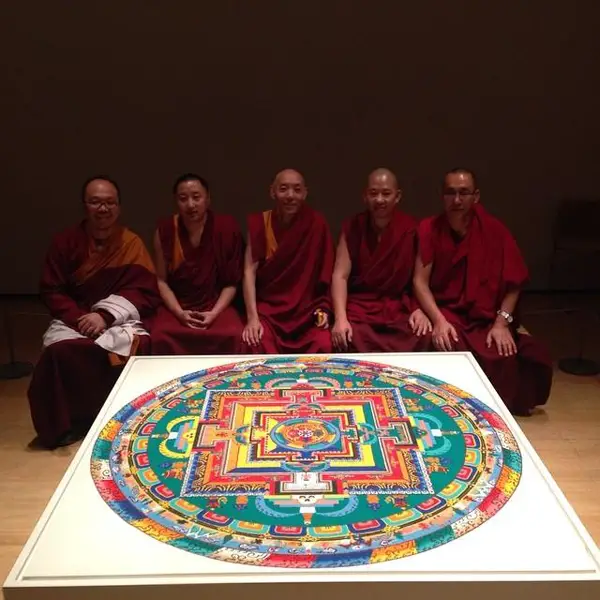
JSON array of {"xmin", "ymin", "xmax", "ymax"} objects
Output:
[{"xmin": 4, "ymin": 352, "xmax": 599, "ymax": 600}]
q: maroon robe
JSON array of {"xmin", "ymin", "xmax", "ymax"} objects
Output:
[
  {"xmin": 245, "ymin": 204, "xmax": 334, "ymax": 354},
  {"xmin": 28, "ymin": 223, "xmax": 160, "ymax": 448},
  {"xmin": 150, "ymin": 211, "xmax": 245, "ymax": 355},
  {"xmin": 343, "ymin": 210, "xmax": 428, "ymax": 352},
  {"xmin": 418, "ymin": 204, "xmax": 553, "ymax": 414}
]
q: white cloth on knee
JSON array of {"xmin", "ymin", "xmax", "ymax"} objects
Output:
[{"xmin": 42, "ymin": 294, "xmax": 149, "ymax": 357}]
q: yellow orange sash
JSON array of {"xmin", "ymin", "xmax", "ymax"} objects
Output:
[
  {"xmin": 74, "ymin": 226, "xmax": 155, "ymax": 285},
  {"xmin": 263, "ymin": 210, "xmax": 278, "ymax": 259},
  {"xmin": 171, "ymin": 215, "xmax": 185, "ymax": 272}
]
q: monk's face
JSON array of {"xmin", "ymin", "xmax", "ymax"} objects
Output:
[
  {"xmin": 271, "ymin": 170, "xmax": 307, "ymax": 219},
  {"xmin": 83, "ymin": 179, "xmax": 120, "ymax": 230},
  {"xmin": 176, "ymin": 179, "xmax": 210, "ymax": 225},
  {"xmin": 442, "ymin": 172, "xmax": 480, "ymax": 217},
  {"xmin": 364, "ymin": 172, "xmax": 400, "ymax": 219}
]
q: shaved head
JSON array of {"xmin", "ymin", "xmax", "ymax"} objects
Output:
[
  {"xmin": 273, "ymin": 168, "xmax": 305, "ymax": 187},
  {"xmin": 364, "ymin": 167, "xmax": 401, "ymax": 223},
  {"xmin": 270, "ymin": 168, "xmax": 307, "ymax": 222},
  {"xmin": 444, "ymin": 167, "xmax": 477, "ymax": 191},
  {"xmin": 367, "ymin": 168, "xmax": 398, "ymax": 189}
]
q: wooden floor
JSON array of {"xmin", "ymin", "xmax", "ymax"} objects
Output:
[{"xmin": 0, "ymin": 293, "xmax": 599, "ymax": 595}]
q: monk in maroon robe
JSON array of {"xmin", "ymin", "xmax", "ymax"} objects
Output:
[
  {"xmin": 413, "ymin": 168, "xmax": 553, "ymax": 415},
  {"xmin": 331, "ymin": 168, "xmax": 431, "ymax": 352},
  {"xmin": 150, "ymin": 174, "xmax": 244, "ymax": 355},
  {"xmin": 28, "ymin": 177, "xmax": 160, "ymax": 449},
  {"xmin": 242, "ymin": 169, "xmax": 334, "ymax": 354}
]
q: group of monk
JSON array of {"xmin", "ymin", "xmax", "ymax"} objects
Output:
[{"xmin": 27, "ymin": 167, "xmax": 554, "ymax": 449}]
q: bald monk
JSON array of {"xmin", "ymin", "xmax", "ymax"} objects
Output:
[
  {"xmin": 242, "ymin": 169, "xmax": 334, "ymax": 354},
  {"xmin": 413, "ymin": 168, "xmax": 553, "ymax": 415},
  {"xmin": 331, "ymin": 168, "xmax": 431, "ymax": 352},
  {"xmin": 28, "ymin": 177, "xmax": 160, "ymax": 449},
  {"xmin": 150, "ymin": 174, "xmax": 245, "ymax": 355}
]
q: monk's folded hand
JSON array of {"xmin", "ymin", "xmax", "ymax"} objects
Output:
[
  {"xmin": 432, "ymin": 319, "xmax": 459, "ymax": 352},
  {"xmin": 77, "ymin": 312, "xmax": 107, "ymax": 338},
  {"xmin": 486, "ymin": 324, "xmax": 517, "ymax": 357},
  {"xmin": 242, "ymin": 318, "xmax": 264, "ymax": 346},
  {"xmin": 331, "ymin": 319, "xmax": 353, "ymax": 351},
  {"xmin": 409, "ymin": 309, "xmax": 433, "ymax": 337},
  {"xmin": 194, "ymin": 311, "xmax": 217, "ymax": 329},
  {"xmin": 178, "ymin": 310, "xmax": 205, "ymax": 329}
]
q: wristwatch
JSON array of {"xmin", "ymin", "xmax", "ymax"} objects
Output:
[{"xmin": 497, "ymin": 310, "xmax": 514, "ymax": 324}]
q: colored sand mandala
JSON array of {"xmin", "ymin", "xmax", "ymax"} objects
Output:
[{"xmin": 91, "ymin": 357, "xmax": 522, "ymax": 568}]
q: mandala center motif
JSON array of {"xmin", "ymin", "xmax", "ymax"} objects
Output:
[{"xmin": 271, "ymin": 418, "xmax": 339, "ymax": 451}]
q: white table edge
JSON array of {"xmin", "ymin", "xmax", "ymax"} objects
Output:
[{"xmin": 4, "ymin": 352, "xmax": 600, "ymax": 590}]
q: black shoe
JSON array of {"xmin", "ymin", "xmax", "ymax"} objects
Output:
[{"xmin": 54, "ymin": 430, "xmax": 86, "ymax": 448}]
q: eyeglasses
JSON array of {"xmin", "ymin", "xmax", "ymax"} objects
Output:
[
  {"xmin": 443, "ymin": 190, "xmax": 476, "ymax": 199},
  {"xmin": 85, "ymin": 199, "xmax": 119, "ymax": 209}
]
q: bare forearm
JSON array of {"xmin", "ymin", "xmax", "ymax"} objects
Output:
[
  {"xmin": 495, "ymin": 288, "xmax": 520, "ymax": 325},
  {"xmin": 331, "ymin": 274, "xmax": 349, "ymax": 322},
  {"xmin": 243, "ymin": 271, "xmax": 259, "ymax": 320},
  {"xmin": 158, "ymin": 280, "xmax": 183, "ymax": 318},
  {"xmin": 413, "ymin": 279, "xmax": 446, "ymax": 325},
  {"xmin": 211, "ymin": 286, "xmax": 236, "ymax": 317}
]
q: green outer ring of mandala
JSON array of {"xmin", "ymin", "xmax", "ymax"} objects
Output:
[{"xmin": 91, "ymin": 357, "xmax": 522, "ymax": 568}]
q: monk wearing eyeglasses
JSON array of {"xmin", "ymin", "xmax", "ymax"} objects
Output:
[
  {"xmin": 413, "ymin": 168, "xmax": 553, "ymax": 415},
  {"xmin": 27, "ymin": 176, "xmax": 160, "ymax": 448}
]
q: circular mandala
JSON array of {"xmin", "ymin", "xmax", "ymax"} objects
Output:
[{"xmin": 91, "ymin": 357, "xmax": 522, "ymax": 568}]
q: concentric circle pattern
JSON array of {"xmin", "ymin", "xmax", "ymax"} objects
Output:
[{"xmin": 91, "ymin": 357, "xmax": 522, "ymax": 568}]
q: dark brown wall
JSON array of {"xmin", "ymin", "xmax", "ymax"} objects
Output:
[{"xmin": 2, "ymin": 2, "xmax": 599, "ymax": 293}]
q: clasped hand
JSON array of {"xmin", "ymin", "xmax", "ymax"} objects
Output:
[
  {"xmin": 178, "ymin": 310, "xmax": 216, "ymax": 329},
  {"xmin": 77, "ymin": 312, "xmax": 107, "ymax": 338}
]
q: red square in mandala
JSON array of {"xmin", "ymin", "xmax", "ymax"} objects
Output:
[
  {"xmin": 351, "ymin": 520, "xmax": 380, "ymax": 531},
  {"xmin": 457, "ymin": 465, "xmax": 476, "ymax": 481},
  {"xmin": 273, "ymin": 526, "xmax": 304, "ymax": 536},
  {"xmin": 153, "ymin": 484, "xmax": 175, "ymax": 499},
  {"xmin": 416, "ymin": 496, "xmax": 444, "ymax": 512},
  {"xmin": 134, "ymin": 453, "xmax": 149, "ymax": 468},
  {"xmin": 441, "ymin": 405, "xmax": 460, "ymax": 418},
  {"xmin": 464, "ymin": 433, "xmax": 479, "ymax": 448},
  {"xmin": 202, "ymin": 511, "xmax": 230, "ymax": 524},
  {"xmin": 140, "ymin": 423, "xmax": 155, "ymax": 435}
]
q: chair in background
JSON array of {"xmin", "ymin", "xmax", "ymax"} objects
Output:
[
  {"xmin": 543, "ymin": 199, "xmax": 600, "ymax": 375},
  {"xmin": 556, "ymin": 307, "xmax": 600, "ymax": 376},
  {"xmin": 549, "ymin": 198, "xmax": 600, "ymax": 291}
]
